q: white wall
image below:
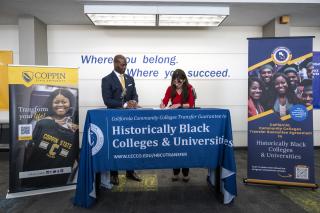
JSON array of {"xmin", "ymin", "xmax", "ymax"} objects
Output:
[
  {"xmin": 47, "ymin": 25, "xmax": 260, "ymax": 146},
  {"xmin": 1, "ymin": 25, "xmax": 320, "ymax": 146},
  {"xmin": 0, "ymin": 25, "xmax": 19, "ymax": 63},
  {"xmin": 291, "ymin": 27, "xmax": 320, "ymax": 49}
]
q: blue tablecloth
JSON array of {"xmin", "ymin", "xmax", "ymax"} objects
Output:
[{"xmin": 74, "ymin": 108, "xmax": 237, "ymax": 207}]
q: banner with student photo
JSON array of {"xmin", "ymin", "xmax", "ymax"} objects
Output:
[
  {"xmin": 312, "ymin": 52, "xmax": 320, "ymax": 109},
  {"xmin": 247, "ymin": 37, "xmax": 316, "ymax": 188},
  {"xmin": 7, "ymin": 65, "xmax": 79, "ymax": 196},
  {"xmin": 0, "ymin": 50, "xmax": 13, "ymax": 110}
]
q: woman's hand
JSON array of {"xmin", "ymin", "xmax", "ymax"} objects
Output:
[
  {"xmin": 67, "ymin": 123, "xmax": 79, "ymax": 132},
  {"xmin": 160, "ymin": 102, "xmax": 166, "ymax": 109},
  {"xmin": 170, "ymin": 104, "xmax": 181, "ymax": 109},
  {"xmin": 160, "ymin": 99, "xmax": 166, "ymax": 109}
]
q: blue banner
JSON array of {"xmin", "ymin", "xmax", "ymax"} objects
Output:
[
  {"xmin": 312, "ymin": 52, "xmax": 320, "ymax": 108},
  {"xmin": 247, "ymin": 37, "xmax": 316, "ymax": 186},
  {"xmin": 74, "ymin": 108, "xmax": 237, "ymax": 207}
]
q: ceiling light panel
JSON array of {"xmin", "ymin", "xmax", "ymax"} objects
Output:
[
  {"xmin": 84, "ymin": 4, "xmax": 229, "ymax": 27},
  {"xmin": 158, "ymin": 15, "xmax": 227, "ymax": 27},
  {"xmin": 87, "ymin": 14, "xmax": 156, "ymax": 26}
]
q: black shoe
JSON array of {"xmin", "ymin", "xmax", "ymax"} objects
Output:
[
  {"xmin": 110, "ymin": 175, "xmax": 119, "ymax": 185},
  {"xmin": 172, "ymin": 174, "xmax": 179, "ymax": 181},
  {"xmin": 126, "ymin": 172, "xmax": 142, "ymax": 182},
  {"xmin": 182, "ymin": 175, "xmax": 190, "ymax": 182}
]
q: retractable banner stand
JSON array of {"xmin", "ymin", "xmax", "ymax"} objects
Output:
[
  {"xmin": 7, "ymin": 65, "xmax": 79, "ymax": 198},
  {"xmin": 246, "ymin": 37, "xmax": 317, "ymax": 188},
  {"xmin": 0, "ymin": 51, "xmax": 13, "ymax": 110},
  {"xmin": 312, "ymin": 52, "xmax": 320, "ymax": 109}
]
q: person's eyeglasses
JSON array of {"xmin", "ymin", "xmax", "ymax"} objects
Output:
[{"xmin": 174, "ymin": 79, "xmax": 184, "ymax": 84}]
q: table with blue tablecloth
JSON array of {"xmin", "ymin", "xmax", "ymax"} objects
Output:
[{"xmin": 74, "ymin": 108, "xmax": 237, "ymax": 208}]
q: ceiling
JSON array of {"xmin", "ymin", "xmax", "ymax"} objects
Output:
[{"xmin": 0, "ymin": 0, "xmax": 320, "ymax": 27}]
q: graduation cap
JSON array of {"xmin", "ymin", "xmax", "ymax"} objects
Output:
[
  {"xmin": 299, "ymin": 57, "xmax": 313, "ymax": 70},
  {"xmin": 306, "ymin": 61, "xmax": 313, "ymax": 68},
  {"xmin": 301, "ymin": 79, "xmax": 312, "ymax": 92},
  {"xmin": 259, "ymin": 64, "xmax": 273, "ymax": 72},
  {"xmin": 279, "ymin": 64, "xmax": 299, "ymax": 74}
]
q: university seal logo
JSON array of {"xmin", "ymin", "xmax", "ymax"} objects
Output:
[
  {"xmin": 22, "ymin": 71, "xmax": 33, "ymax": 83},
  {"xmin": 88, "ymin": 123, "xmax": 104, "ymax": 156},
  {"xmin": 271, "ymin": 46, "xmax": 292, "ymax": 65}
]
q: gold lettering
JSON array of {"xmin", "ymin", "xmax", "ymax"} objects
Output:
[
  {"xmin": 59, "ymin": 140, "xmax": 72, "ymax": 149},
  {"xmin": 43, "ymin": 133, "xmax": 59, "ymax": 143},
  {"xmin": 47, "ymin": 144, "xmax": 59, "ymax": 158}
]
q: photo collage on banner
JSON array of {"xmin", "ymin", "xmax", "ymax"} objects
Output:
[
  {"xmin": 247, "ymin": 37, "xmax": 316, "ymax": 187},
  {"xmin": 312, "ymin": 52, "xmax": 320, "ymax": 109},
  {"xmin": 8, "ymin": 65, "xmax": 79, "ymax": 194}
]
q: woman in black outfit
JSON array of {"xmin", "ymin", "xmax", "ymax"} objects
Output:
[{"xmin": 23, "ymin": 88, "xmax": 79, "ymax": 189}]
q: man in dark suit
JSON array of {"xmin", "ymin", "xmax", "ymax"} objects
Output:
[{"xmin": 101, "ymin": 54, "xmax": 141, "ymax": 186}]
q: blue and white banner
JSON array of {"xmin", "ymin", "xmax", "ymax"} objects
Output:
[
  {"xmin": 247, "ymin": 37, "xmax": 316, "ymax": 187},
  {"xmin": 74, "ymin": 108, "xmax": 237, "ymax": 207},
  {"xmin": 312, "ymin": 52, "xmax": 320, "ymax": 109}
]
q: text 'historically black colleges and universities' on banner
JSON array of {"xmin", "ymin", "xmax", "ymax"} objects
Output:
[{"xmin": 246, "ymin": 37, "xmax": 316, "ymax": 188}]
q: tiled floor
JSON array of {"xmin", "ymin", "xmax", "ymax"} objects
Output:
[{"xmin": 0, "ymin": 148, "xmax": 319, "ymax": 213}]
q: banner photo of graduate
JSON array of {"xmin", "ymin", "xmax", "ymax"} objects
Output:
[
  {"xmin": 312, "ymin": 52, "xmax": 320, "ymax": 109},
  {"xmin": 247, "ymin": 37, "xmax": 316, "ymax": 187},
  {"xmin": 8, "ymin": 65, "xmax": 79, "ymax": 194},
  {"xmin": 0, "ymin": 50, "xmax": 13, "ymax": 110}
]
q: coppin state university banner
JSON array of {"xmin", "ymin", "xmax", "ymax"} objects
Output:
[
  {"xmin": 7, "ymin": 65, "xmax": 79, "ymax": 197},
  {"xmin": 246, "ymin": 37, "xmax": 317, "ymax": 188}
]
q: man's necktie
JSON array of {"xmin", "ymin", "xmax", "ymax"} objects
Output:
[{"xmin": 120, "ymin": 74, "xmax": 125, "ymax": 89}]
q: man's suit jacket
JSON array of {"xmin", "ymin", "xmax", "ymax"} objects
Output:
[{"xmin": 101, "ymin": 71, "xmax": 138, "ymax": 108}]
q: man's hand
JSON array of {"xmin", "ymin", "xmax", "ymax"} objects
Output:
[{"xmin": 126, "ymin": 100, "xmax": 138, "ymax": 108}]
